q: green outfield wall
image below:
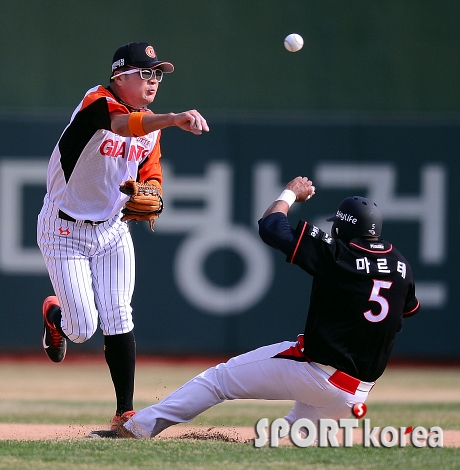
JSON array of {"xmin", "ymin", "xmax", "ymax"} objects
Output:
[
  {"xmin": 0, "ymin": 1, "xmax": 459, "ymax": 357},
  {"xmin": 0, "ymin": 115, "xmax": 458, "ymax": 358}
]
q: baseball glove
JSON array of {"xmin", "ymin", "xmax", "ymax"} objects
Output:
[{"xmin": 119, "ymin": 179, "xmax": 164, "ymax": 231}]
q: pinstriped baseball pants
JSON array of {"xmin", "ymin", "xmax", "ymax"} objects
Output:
[{"xmin": 37, "ymin": 195, "xmax": 135, "ymax": 342}]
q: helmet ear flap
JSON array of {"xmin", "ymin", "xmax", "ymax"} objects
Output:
[{"xmin": 331, "ymin": 223, "xmax": 340, "ymax": 239}]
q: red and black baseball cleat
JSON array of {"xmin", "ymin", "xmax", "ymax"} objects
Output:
[
  {"xmin": 87, "ymin": 411, "xmax": 138, "ymax": 438},
  {"xmin": 42, "ymin": 296, "xmax": 67, "ymax": 363}
]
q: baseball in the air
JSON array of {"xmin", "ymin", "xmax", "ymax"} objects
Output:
[{"xmin": 284, "ymin": 33, "xmax": 304, "ymax": 52}]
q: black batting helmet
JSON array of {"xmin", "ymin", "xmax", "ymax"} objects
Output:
[{"xmin": 326, "ymin": 196, "xmax": 383, "ymax": 240}]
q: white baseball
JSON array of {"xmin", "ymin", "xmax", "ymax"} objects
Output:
[{"xmin": 284, "ymin": 33, "xmax": 304, "ymax": 52}]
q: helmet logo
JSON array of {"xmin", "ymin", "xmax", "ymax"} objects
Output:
[{"xmin": 336, "ymin": 210, "xmax": 357, "ymax": 225}]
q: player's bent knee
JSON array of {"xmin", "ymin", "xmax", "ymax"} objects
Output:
[{"xmin": 65, "ymin": 327, "xmax": 97, "ymax": 343}]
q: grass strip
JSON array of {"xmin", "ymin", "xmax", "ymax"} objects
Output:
[{"xmin": 0, "ymin": 440, "xmax": 459, "ymax": 470}]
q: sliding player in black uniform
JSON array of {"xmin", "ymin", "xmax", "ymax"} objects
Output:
[{"xmin": 94, "ymin": 176, "xmax": 420, "ymax": 440}]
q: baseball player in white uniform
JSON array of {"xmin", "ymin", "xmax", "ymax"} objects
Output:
[
  {"xmin": 92, "ymin": 176, "xmax": 419, "ymax": 439},
  {"xmin": 37, "ymin": 42, "xmax": 209, "ymax": 434}
]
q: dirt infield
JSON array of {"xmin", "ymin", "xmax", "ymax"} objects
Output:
[
  {"xmin": 0, "ymin": 424, "xmax": 459, "ymax": 447},
  {"xmin": 1, "ymin": 357, "xmax": 459, "ymax": 447}
]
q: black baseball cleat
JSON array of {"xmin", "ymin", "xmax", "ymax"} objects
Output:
[
  {"xmin": 87, "ymin": 429, "xmax": 119, "ymax": 439},
  {"xmin": 88, "ymin": 425, "xmax": 137, "ymax": 439},
  {"xmin": 42, "ymin": 296, "xmax": 67, "ymax": 363}
]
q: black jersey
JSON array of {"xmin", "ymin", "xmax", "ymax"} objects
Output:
[{"xmin": 288, "ymin": 220, "xmax": 420, "ymax": 382}]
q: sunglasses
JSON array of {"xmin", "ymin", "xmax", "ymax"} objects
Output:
[{"xmin": 111, "ymin": 68, "xmax": 163, "ymax": 82}]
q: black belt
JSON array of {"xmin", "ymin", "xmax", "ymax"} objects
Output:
[{"xmin": 58, "ymin": 210, "xmax": 106, "ymax": 226}]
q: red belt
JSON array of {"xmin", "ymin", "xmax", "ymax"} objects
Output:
[{"xmin": 297, "ymin": 335, "xmax": 375, "ymax": 395}]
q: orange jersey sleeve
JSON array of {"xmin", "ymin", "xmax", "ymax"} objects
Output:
[{"xmin": 138, "ymin": 130, "xmax": 162, "ymax": 184}]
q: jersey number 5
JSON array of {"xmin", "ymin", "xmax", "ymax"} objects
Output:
[{"xmin": 364, "ymin": 280, "xmax": 393, "ymax": 323}]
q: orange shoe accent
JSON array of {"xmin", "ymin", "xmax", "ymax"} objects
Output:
[
  {"xmin": 111, "ymin": 410, "xmax": 136, "ymax": 430},
  {"xmin": 43, "ymin": 296, "xmax": 59, "ymax": 327}
]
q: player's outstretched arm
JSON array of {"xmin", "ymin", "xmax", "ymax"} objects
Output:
[
  {"xmin": 262, "ymin": 176, "xmax": 315, "ymax": 218},
  {"xmin": 111, "ymin": 110, "xmax": 209, "ymax": 137}
]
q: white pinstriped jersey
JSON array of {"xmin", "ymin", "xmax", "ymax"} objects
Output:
[{"xmin": 46, "ymin": 85, "xmax": 162, "ymax": 221}]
